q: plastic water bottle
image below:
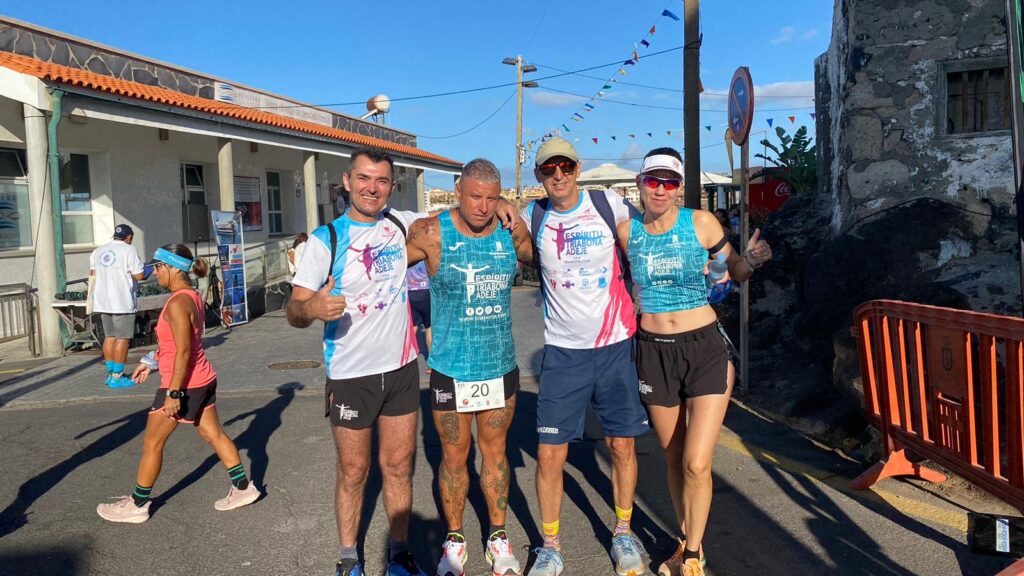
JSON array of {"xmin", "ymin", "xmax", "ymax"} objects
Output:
[
  {"xmin": 140, "ymin": 351, "xmax": 158, "ymax": 370},
  {"xmin": 707, "ymin": 254, "xmax": 730, "ymax": 304}
]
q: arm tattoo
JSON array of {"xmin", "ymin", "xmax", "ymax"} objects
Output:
[{"xmin": 512, "ymin": 223, "xmax": 534, "ymax": 265}]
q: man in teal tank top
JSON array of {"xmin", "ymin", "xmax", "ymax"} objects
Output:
[{"xmin": 407, "ymin": 159, "xmax": 535, "ymax": 576}]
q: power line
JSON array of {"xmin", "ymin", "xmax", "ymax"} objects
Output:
[
  {"xmin": 418, "ymin": 91, "xmax": 516, "ymax": 139},
  {"xmin": 203, "ymin": 46, "xmax": 685, "ymax": 112},
  {"xmin": 533, "ymin": 63, "xmax": 815, "ymax": 99},
  {"xmin": 539, "ymin": 86, "xmax": 815, "ymax": 113}
]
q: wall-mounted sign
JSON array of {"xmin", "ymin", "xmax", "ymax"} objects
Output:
[
  {"xmin": 214, "ymin": 82, "xmax": 334, "ymax": 128},
  {"xmin": 233, "ymin": 175, "xmax": 262, "ymax": 232}
]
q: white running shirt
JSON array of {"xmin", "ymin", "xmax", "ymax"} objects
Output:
[
  {"xmin": 291, "ymin": 209, "xmax": 425, "ymax": 380},
  {"xmin": 521, "ymin": 189, "xmax": 638, "ymax": 349},
  {"xmin": 89, "ymin": 240, "xmax": 144, "ymax": 314}
]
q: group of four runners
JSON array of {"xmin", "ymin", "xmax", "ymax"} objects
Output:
[{"xmin": 98, "ymin": 138, "xmax": 772, "ymax": 576}]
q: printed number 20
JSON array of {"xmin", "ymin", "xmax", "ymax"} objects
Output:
[{"xmin": 471, "ymin": 383, "xmax": 490, "ymax": 398}]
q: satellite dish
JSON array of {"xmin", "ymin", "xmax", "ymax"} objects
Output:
[{"xmin": 361, "ymin": 94, "xmax": 390, "ymax": 121}]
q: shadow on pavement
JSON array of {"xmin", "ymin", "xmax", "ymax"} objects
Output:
[
  {"xmin": 0, "ymin": 408, "xmax": 148, "ymax": 538},
  {"xmin": 0, "ymin": 356, "xmax": 105, "ymax": 408},
  {"xmin": 151, "ymin": 382, "xmax": 302, "ymax": 511},
  {"xmin": 0, "ymin": 545, "xmax": 84, "ymax": 576}
]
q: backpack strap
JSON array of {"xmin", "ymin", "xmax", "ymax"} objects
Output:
[
  {"xmin": 327, "ymin": 221, "xmax": 338, "ymax": 284},
  {"xmin": 530, "ymin": 198, "xmax": 549, "ymax": 271},
  {"xmin": 382, "ymin": 208, "xmax": 407, "ymax": 238},
  {"xmin": 588, "ymin": 190, "xmax": 629, "ymax": 279}
]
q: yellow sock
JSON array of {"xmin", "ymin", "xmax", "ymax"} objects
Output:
[
  {"xmin": 614, "ymin": 505, "xmax": 632, "ymax": 535},
  {"xmin": 542, "ymin": 519, "xmax": 561, "ymax": 550}
]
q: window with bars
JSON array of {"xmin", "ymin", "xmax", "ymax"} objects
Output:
[{"xmin": 943, "ymin": 63, "xmax": 1011, "ymax": 135}]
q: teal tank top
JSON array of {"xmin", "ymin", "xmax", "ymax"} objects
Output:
[
  {"xmin": 428, "ymin": 211, "xmax": 518, "ymax": 380},
  {"xmin": 627, "ymin": 208, "xmax": 709, "ymax": 313}
]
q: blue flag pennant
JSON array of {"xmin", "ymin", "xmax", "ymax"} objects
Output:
[{"xmin": 662, "ymin": 9, "xmax": 680, "ymax": 21}]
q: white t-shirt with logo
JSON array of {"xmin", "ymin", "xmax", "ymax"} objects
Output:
[
  {"xmin": 291, "ymin": 209, "xmax": 425, "ymax": 380},
  {"xmin": 520, "ymin": 189, "xmax": 638, "ymax": 349},
  {"xmin": 89, "ymin": 240, "xmax": 145, "ymax": 314}
]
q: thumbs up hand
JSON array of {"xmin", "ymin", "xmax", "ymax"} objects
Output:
[
  {"xmin": 307, "ymin": 276, "xmax": 347, "ymax": 321},
  {"xmin": 745, "ymin": 228, "xmax": 772, "ymax": 268}
]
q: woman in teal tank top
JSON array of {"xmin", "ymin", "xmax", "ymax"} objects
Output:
[{"xmin": 616, "ymin": 148, "xmax": 773, "ymax": 576}]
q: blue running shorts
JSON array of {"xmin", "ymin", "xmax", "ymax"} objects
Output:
[{"xmin": 535, "ymin": 338, "xmax": 650, "ymax": 444}]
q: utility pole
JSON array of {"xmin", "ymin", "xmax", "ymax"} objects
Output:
[
  {"xmin": 503, "ymin": 56, "xmax": 537, "ymax": 199},
  {"xmin": 515, "ymin": 55, "xmax": 525, "ymax": 199},
  {"xmin": 683, "ymin": 0, "xmax": 701, "ymax": 208}
]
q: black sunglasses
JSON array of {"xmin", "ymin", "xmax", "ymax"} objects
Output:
[{"xmin": 538, "ymin": 159, "xmax": 578, "ymax": 177}]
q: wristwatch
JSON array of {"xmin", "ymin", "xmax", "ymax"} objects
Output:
[{"xmin": 167, "ymin": 389, "xmax": 184, "ymax": 399}]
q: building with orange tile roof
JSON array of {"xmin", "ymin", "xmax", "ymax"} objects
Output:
[{"xmin": 0, "ymin": 17, "xmax": 463, "ymax": 355}]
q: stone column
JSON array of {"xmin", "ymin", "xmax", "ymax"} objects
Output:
[
  {"xmin": 217, "ymin": 138, "xmax": 234, "ymax": 211},
  {"xmin": 303, "ymin": 151, "xmax": 318, "ymax": 231},
  {"xmin": 24, "ymin": 103, "xmax": 62, "ymax": 357}
]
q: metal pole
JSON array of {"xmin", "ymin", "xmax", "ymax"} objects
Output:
[
  {"xmin": 740, "ymin": 140, "xmax": 750, "ymax": 393},
  {"xmin": 683, "ymin": 0, "xmax": 701, "ymax": 208},
  {"xmin": 515, "ymin": 55, "xmax": 524, "ymax": 199},
  {"xmin": 1007, "ymin": 0, "xmax": 1024, "ymax": 316}
]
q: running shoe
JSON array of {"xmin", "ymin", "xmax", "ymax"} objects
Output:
[
  {"xmin": 437, "ymin": 533, "xmax": 468, "ymax": 576},
  {"xmin": 485, "ymin": 531, "xmax": 521, "ymax": 575},
  {"xmin": 387, "ymin": 551, "xmax": 427, "ymax": 576},
  {"xmin": 96, "ymin": 495, "xmax": 150, "ymax": 523},
  {"xmin": 681, "ymin": 558, "xmax": 704, "ymax": 576},
  {"xmin": 214, "ymin": 483, "xmax": 261, "ymax": 511},
  {"xmin": 657, "ymin": 544, "xmax": 705, "ymax": 576},
  {"xmin": 525, "ymin": 547, "xmax": 563, "ymax": 576},
  {"xmin": 610, "ymin": 533, "xmax": 647, "ymax": 576},
  {"xmin": 105, "ymin": 374, "xmax": 135, "ymax": 388},
  {"xmin": 334, "ymin": 559, "xmax": 364, "ymax": 576}
]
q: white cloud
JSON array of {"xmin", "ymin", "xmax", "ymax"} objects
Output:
[
  {"xmin": 528, "ymin": 91, "xmax": 586, "ymax": 107},
  {"xmin": 699, "ymin": 81, "xmax": 814, "ymax": 108},
  {"xmin": 801, "ymin": 29, "xmax": 819, "ymax": 40},
  {"xmin": 770, "ymin": 26, "xmax": 796, "ymax": 45},
  {"xmin": 620, "ymin": 143, "xmax": 645, "ymax": 171}
]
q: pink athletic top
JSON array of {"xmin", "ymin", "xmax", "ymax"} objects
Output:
[{"xmin": 155, "ymin": 289, "xmax": 216, "ymax": 389}]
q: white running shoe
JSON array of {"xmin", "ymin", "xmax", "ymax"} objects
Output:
[
  {"xmin": 436, "ymin": 534, "xmax": 468, "ymax": 576},
  {"xmin": 96, "ymin": 496, "xmax": 150, "ymax": 524},
  {"xmin": 214, "ymin": 483, "xmax": 260, "ymax": 511},
  {"xmin": 486, "ymin": 532, "xmax": 521, "ymax": 576}
]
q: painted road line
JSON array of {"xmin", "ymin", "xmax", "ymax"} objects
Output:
[
  {"xmin": 718, "ymin": 429, "xmax": 968, "ymax": 533},
  {"xmin": 0, "ymin": 368, "xmax": 26, "ymax": 374}
]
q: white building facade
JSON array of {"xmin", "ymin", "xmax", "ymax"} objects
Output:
[{"xmin": 0, "ymin": 18, "xmax": 462, "ymax": 356}]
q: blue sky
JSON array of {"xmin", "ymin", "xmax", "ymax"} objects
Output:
[{"xmin": 2, "ymin": 0, "xmax": 832, "ymax": 189}]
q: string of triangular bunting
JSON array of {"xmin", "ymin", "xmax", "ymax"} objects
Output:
[
  {"xmin": 524, "ymin": 111, "xmax": 818, "ymax": 150},
  {"xmin": 527, "ymin": 6, "xmax": 682, "ymax": 148}
]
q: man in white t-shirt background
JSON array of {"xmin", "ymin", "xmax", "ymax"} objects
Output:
[{"xmin": 89, "ymin": 224, "xmax": 145, "ymax": 388}]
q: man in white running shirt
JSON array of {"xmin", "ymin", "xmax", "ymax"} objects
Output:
[{"xmin": 519, "ymin": 138, "xmax": 649, "ymax": 576}]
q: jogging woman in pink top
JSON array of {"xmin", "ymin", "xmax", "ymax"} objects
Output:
[{"xmin": 97, "ymin": 243, "xmax": 260, "ymax": 523}]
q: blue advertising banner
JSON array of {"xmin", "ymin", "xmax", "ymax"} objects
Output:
[{"xmin": 211, "ymin": 210, "xmax": 249, "ymax": 326}]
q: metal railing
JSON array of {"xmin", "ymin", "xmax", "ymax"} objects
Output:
[{"xmin": 0, "ymin": 283, "xmax": 37, "ymax": 356}]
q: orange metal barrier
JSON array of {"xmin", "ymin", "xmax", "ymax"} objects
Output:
[{"xmin": 852, "ymin": 300, "xmax": 1024, "ymax": 511}]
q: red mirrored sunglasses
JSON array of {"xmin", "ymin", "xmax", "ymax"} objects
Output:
[
  {"xmin": 538, "ymin": 159, "xmax": 578, "ymax": 177},
  {"xmin": 642, "ymin": 175, "xmax": 682, "ymax": 191}
]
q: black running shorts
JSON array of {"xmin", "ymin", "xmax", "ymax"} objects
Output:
[
  {"xmin": 635, "ymin": 323, "xmax": 733, "ymax": 406},
  {"xmin": 429, "ymin": 367, "xmax": 520, "ymax": 411},
  {"xmin": 150, "ymin": 380, "xmax": 217, "ymax": 425},
  {"xmin": 324, "ymin": 360, "xmax": 419, "ymax": 429}
]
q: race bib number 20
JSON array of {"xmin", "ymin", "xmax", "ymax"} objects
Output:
[{"xmin": 454, "ymin": 376, "xmax": 505, "ymax": 413}]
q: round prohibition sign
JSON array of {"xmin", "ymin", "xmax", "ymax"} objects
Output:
[{"xmin": 728, "ymin": 66, "xmax": 755, "ymax": 146}]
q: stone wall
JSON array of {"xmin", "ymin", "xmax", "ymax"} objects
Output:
[
  {"xmin": 0, "ymin": 17, "xmax": 415, "ymax": 146},
  {"xmin": 815, "ymin": 0, "xmax": 1013, "ymax": 233}
]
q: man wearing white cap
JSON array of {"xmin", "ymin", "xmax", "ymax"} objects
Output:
[
  {"xmin": 89, "ymin": 224, "xmax": 146, "ymax": 388},
  {"xmin": 519, "ymin": 137, "xmax": 649, "ymax": 576}
]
